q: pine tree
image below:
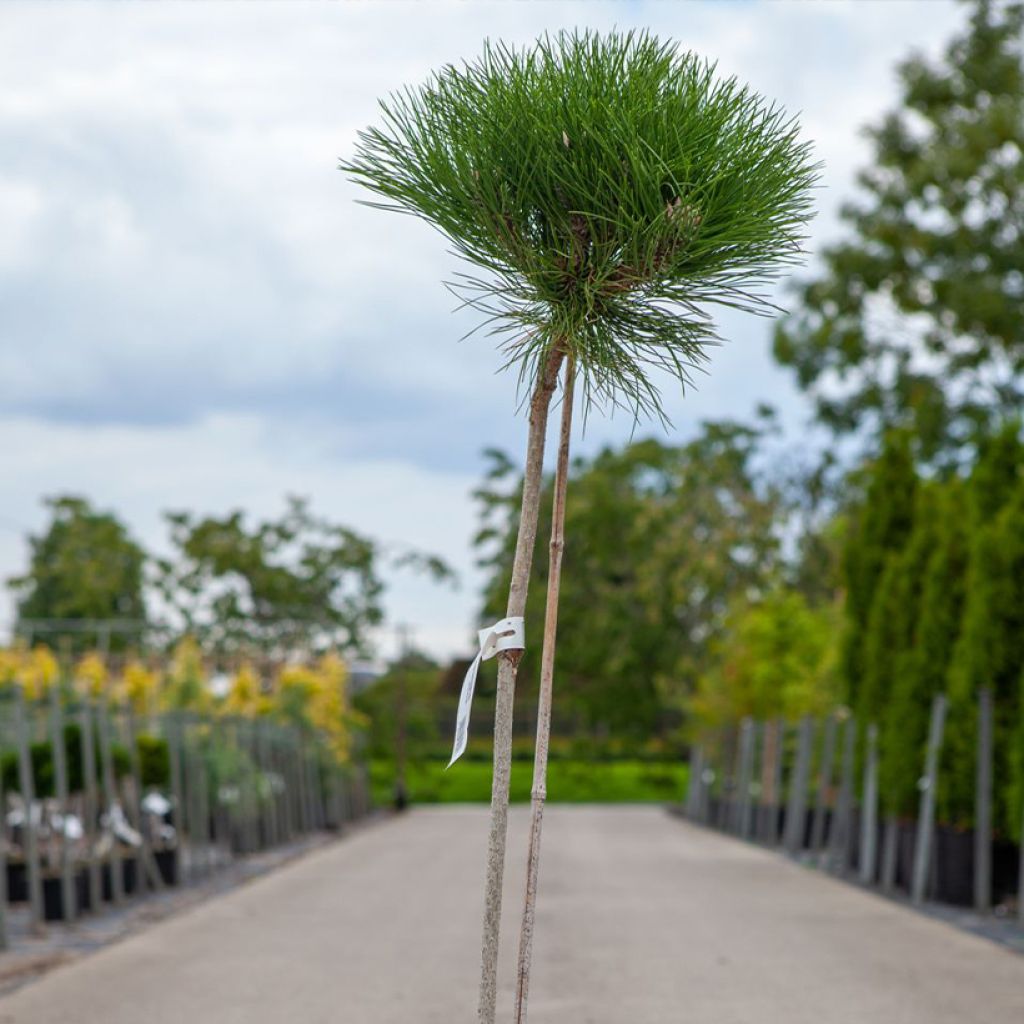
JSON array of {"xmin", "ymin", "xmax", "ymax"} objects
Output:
[{"xmin": 344, "ymin": 32, "xmax": 817, "ymax": 1022}]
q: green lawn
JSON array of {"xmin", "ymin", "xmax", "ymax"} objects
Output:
[{"xmin": 369, "ymin": 758, "xmax": 688, "ymax": 805}]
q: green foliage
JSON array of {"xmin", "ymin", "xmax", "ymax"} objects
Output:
[
  {"xmin": 775, "ymin": 0, "xmax": 1024, "ymax": 459},
  {"xmin": 872, "ymin": 487, "xmax": 948, "ymax": 813},
  {"xmin": 136, "ymin": 734, "xmax": 170, "ymax": 788},
  {"xmin": 155, "ymin": 497, "xmax": 385, "ymax": 659},
  {"xmin": 944, "ymin": 434, "xmax": 1024, "ymax": 830},
  {"xmin": 1010, "ymin": 667, "xmax": 1024, "ymax": 839},
  {"xmin": 8, "ymin": 496, "xmax": 147, "ymax": 653},
  {"xmin": 1, "ymin": 742, "xmax": 53, "ymax": 799},
  {"xmin": 1, "ymin": 723, "xmax": 131, "ymax": 797},
  {"xmin": 836, "ymin": 420, "xmax": 1024, "ymax": 832},
  {"xmin": 155, "ymin": 497, "xmax": 451, "ymax": 659},
  {"xmin": 369, "ymin": 758, "xmax": 688, "ymax": 805},
  {"xmin": 345, "ymin": 30, "xmax": 817, "ymax": 418},
  {"xmin": 202, "ymin": 732, "xmax": 259, "ymax": 797},
  {"xmin": 690, "ymin": 588, "xmax": 841, "ymax": 728},
  {"xmin": 862, "ymin": 485, "xmax": 938, "ymax": 728},
  {"xmin": 161, "ymin": 637, "xmax": 205, "ymax": 711},
  {"xmin": 475, "ymin": 419, "xmax": 785, "ymax": 733},
  {"xmin": 352, "ymin": 662, "xmax": 443, "ymax": 759},
  {"xmin": 882, "ymin": 485, "xmax": 969, "ymax": 816},
  {"xmin": 840, "ymin": 433, "xmax": 918, "ymax": 708}
]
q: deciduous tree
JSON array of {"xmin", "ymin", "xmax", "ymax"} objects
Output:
[
  {"xmin": 9, "ymin": 496, "xmax": 147, "ymax": 652},
  {"xmin": 774, "ymin": 0, "xmax": 1024, "ymax": 461}
]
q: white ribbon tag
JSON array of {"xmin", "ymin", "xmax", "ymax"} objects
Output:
[{"xmin": 448, "ymin": 616, "xmax": 525, "ymax": 768}]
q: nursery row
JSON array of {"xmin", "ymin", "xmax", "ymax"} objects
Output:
[
  {"xmin": 684, "ymin": 688, "xmax": 1024, "ymax": 919},
  {"xmin": 0, "ymin": 686, "xmax": 370, "ymax": 942}
]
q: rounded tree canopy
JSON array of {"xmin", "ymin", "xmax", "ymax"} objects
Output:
[{"xmin": 344, "ymin": 30, "xmax": 818, "ymax": 419}]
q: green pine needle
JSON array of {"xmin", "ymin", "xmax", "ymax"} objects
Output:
[{"xmin": 343, "ymin": 30, "xmax": 819, "ymax": 421}]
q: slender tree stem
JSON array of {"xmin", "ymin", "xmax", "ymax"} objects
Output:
[
  {"xmin": 478, "ymin": 345, "xmax": 565, "ymax": 1024},
  {"xmin": 513, "ymin": 353, "xmax": 575, "ymax": 1024}
]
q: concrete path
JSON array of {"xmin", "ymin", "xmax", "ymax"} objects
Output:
[{"xmin": 1, "ymin": 806, "xmax": 1022, "ymax": 1023}]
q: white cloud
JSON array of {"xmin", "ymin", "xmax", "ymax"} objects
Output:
[{"xmin": 0, "ymin": 0, "xmax": 966, "ymax": 658}]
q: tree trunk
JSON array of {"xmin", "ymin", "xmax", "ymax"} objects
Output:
[
  {"xmin": 513, "ymin": 354, "xmax": 575, "ymax": 1024},
  {"xmin": 478, "ymin": 345, "xmax": 565, "ymax": 1024}
]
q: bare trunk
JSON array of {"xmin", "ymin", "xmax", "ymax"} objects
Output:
[
  {"xmin": 513, "ymin": 354, "xmax": 575, "ymax": 1024},
  {"xmin": 478, "ymin": 345, "xmax": 565, "ymax": 1024}
]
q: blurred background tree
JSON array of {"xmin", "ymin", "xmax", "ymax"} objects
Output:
[
  {"xmin": 774, "ymin": 0, "xmax": 1024, "ymax": 463},
  {"xmin": 154, "ymin": 496, "xmax": 385, "ymax": 661},
  {"xmin": 690, "ymin": 588, "xmax": 841, "ymax": 726},
  {"xmin": 8, "ymin": 495, "xmax": 147, "ymax": 653},
  {"xmin": 475, "ymin": 415, "xmax": 787, "ymax": 737}
]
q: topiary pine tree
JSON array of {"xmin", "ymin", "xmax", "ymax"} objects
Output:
[{"xmin": 344, "ymin": 31, "xmax": 816, "ymax": 1022}]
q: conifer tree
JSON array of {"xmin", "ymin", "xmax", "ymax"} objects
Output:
[
  {"xmin": 841, "ymin": 433, "xmax": 918, "ymax": 707},
  {"xmin": 345, "ymin": 31, "xmax": 816, "ymax": 1022},
  {"xmin": 905, "ymin": 483, "xmax": 970, "ymax": 823},
  {"xmin": 1009, "ymin": 667, "xmax": 1024, "ymax": 842},
  {"xmin": 945, "ymin": 426, "xmax": 1024, "ymax": 830},
  {"xmin": 875, "ymin": 486, "xmax": 948, "ymax": 817}
]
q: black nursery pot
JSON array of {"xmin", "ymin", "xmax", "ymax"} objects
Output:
[
  {"xmin": 933, "ymin": 828, "xmax": 1023, "ymax": 907},
  {"xmin": 6, "ymin": 861, "xmax": 27, "ymax": 903},
  {"xmin": 101, "ymin": 853, "xmax": 139, "ymax": 900},
  {"xmin": 932, "ymin": 825, "xmax": 974, "ymax": 906},
  {"xmin": 155, "ymin": 846, "xmax": 179, "ymax": 887},
  {"xmin": 41, "ymin": 871, "xmax": 92, "ymax": 921},
  {"xmin": 894, "ymin": 820, "xmax": 917, "ymax": 893}
]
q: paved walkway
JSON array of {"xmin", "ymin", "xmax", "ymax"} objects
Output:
[{"xmin": 1, "ymin": 806, "xmax": 1022, "ymax": 1023}]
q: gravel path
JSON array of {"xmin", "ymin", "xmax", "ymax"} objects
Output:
[{"xmin": 1, "ymin": 806, "xmax": 1022, "ymax": 1023}]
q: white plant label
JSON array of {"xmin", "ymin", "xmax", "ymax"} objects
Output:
[{"xmin": 448, "ymin": 616, "xmax": 525, "ymax": 768}]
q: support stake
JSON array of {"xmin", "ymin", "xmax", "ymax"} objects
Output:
[
  {"xmin": 514, "ymin": 354, "xmax": 575, "ymax": 1024},
  {"xmin": 974, "ymin": 688, "xmax": 992, "ymax": 914},
  {"xmin": 911, "ymin": 694, "xmax": 947, "ymax": 906},
  {"xmin": 859, "ymin": 724, "xmax": 879, "ymax": 886}
]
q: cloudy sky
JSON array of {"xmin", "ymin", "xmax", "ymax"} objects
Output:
[{"xmin": 0, "ymin": 0, "xmax": 965, "ymax": 662}]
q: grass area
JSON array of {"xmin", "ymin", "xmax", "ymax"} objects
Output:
[{"xmin": 370, "ymin": 758, "xmax": 688, "ymax": 805}]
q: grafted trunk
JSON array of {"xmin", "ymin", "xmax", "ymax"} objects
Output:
[
  {"xmin": 478, "ymin": 345, "xmax": 565, "ymax": 1024},
  {"xmin": 514, "ymin": 354, "xmax": 575, "ymax": 1024}
]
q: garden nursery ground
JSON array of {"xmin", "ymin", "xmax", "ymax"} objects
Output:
[{"xmin": 1, "ymin": 806, "xmax": 1022, "ymax": 1024}]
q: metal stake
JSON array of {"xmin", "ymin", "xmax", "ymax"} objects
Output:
[
  {"xmin": 859, "ymin": 723, "xmax": 879, "ymax": 885},
  {"xmin": 125, "ymin": 706, "xmax": 164, "ymax": 892},
  {"xmin": 50, "ymin": 688, "xmax": 76, "ymax": 920},
  {"xmin": 0, "ymin": 737, "xmax": 8, "ymax": 948},
  {"xmin": 97, "ymin": 701, "xmax": 124, "ymax": 905},
  {"xmin": 783, "ymin": 716, "xmax": 814, "ymax": 856},
  {"xmin": 810, "ymin": 714, "xmax": 837, "ymax": 855},
  {"xmin": 737, "ymin": 719, "xmax": 756, "ymax": 840},
  {"xmin": 974, "ymin": 688, "xmax": 992, "ymax": 913},
  {"xmin": 685, "ymin": 745, "xmax": 704, "ymax": 820},
  {"xmin": 15, "ymin": 689, "xmax": 44, "ymax": 932},
  {"xmin": 911, "ymin": 694, "xmax": 947, "ymax": 905},
  {"xmin": 768, "ymin": 719, "xmax": 786, "ymax": 845},
  {"xmin": 79, "ymin": 702, "xmax": 103, "ymax": 911},
  {"xmin": 828, "ymin": 716, "xmax": 857, "ymax": 876}
]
